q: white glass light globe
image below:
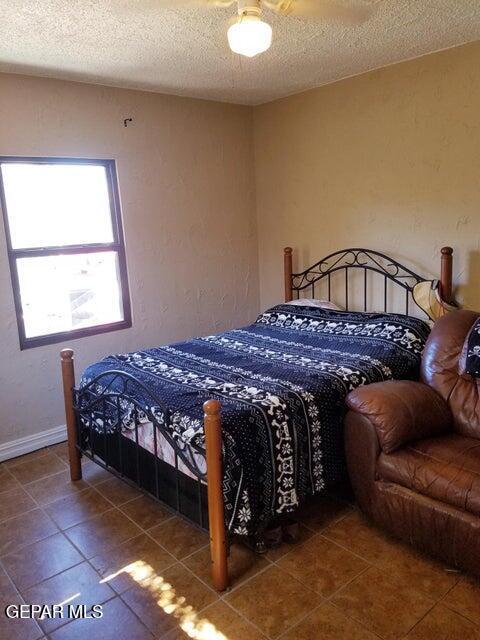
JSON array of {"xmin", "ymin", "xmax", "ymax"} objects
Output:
[{"xmin": 227, "ymin": 15, "xmax": 272, "ymax": 58}]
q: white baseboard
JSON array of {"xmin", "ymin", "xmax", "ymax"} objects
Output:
[{"xmin": 0, "ymin": 425, "xmax": 67, "ymax": 463}]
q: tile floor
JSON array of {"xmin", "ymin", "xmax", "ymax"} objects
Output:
[{"xmin": 0, "ymin": 443, "xmax": 479, "ymax": 640}]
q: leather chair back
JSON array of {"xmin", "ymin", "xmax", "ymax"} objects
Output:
[{"xmin": 421, "ymin": 310, "xmax": 480, "ymax": 438}]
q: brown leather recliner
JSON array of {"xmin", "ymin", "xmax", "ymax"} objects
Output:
[{"xmin": 345, "ymin": 310, "xmax": 480, "ymax": 577}]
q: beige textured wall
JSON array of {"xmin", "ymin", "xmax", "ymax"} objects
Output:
[
  {"xmin": 0, "ymin": 73, "xmax": 258, "ymax": 445},
  {"xmin": 2, "ymin": 41, "xmax": 480, "ymax": 447},
  {"xmin": 254, "ymin": 42, "xmax": 480, "ymax": 312}
]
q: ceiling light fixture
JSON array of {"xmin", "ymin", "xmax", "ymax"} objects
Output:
[{"xmin": 227, "ymin": 0, "xmax": 272, "ymax": 58}]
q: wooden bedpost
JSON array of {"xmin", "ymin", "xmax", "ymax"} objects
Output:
[
  {"xmin": 61, "ymin": 349, "xmax": 82, "ymax": 481},
  {"xmin": 284, "ymin": 246, "xmax": 293, "ymax": 302},
  {"xmin": 203, "ymin": 399, "xmax": 228, "ymax": 592},
  {"xmin": 440, "ymin": 246, "xmax": 453, "ymax": 303}
]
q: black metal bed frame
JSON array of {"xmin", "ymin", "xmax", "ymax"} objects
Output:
[
  {"xmin": 63, "ymin": 246, "xmax": 453, "ymax": 590},
  {"xmin": 74, "ymin": 370, "xmax": 208, "ymax": 530},
  {"xmin": 290, "ymin": 247, "xmax": 426, "ymax": 317}
]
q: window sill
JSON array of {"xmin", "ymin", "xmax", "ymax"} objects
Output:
[{"xmin": 19, "ymin": 319, "xmax": 132, "ymax": 350}]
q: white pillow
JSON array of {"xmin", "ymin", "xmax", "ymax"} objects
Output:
[{"xmin": 284, "ymin": 298, "xmax": 342, "ymax": 311}]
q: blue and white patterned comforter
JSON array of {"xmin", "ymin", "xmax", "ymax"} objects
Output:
[
  {"xmin": 80, "ymin": 305, "xmax": 430, "ymax": 536},
  {"xmin": 465, "ymin": 317, "xmax": 480, "ymax": 377}
]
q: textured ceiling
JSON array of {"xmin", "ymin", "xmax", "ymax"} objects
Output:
[{"xmin": 0, "ymin": 0, "xmax": 479, "ymax": 105}]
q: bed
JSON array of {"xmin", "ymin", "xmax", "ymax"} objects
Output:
[{"xmin": 61, "ymin": 246, "xmax": 454, "ymax": 591}]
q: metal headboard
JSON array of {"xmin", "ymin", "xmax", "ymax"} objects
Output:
[{"xmin": 283, "ymin": 246, "xmax": 453, "ymax": 317}]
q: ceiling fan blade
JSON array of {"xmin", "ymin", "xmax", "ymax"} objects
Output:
[
  {"xmin": 208, "ymin": 0, "xmax": 237, "ymax": 6},
  {"xmin": 265, "ymin": 0, "xmax": 375, "ymax": 24},
  {"xmin": 117, "ymin": 0, "xmax": 235, "ymax": 12}
]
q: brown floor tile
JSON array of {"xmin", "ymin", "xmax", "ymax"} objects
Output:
[
  {"xmin": 120, "ymin": 581, "xmax": 178, "ymax": 637},
  {"xmin": 120, "ymin": 494, "xmax": 172, "ymax": 530},
  {"xmin": 95, "ymin": 476, "xmax": 142, "ymax": 506},
  {"xmin": 0, "ymin": 606, "xmax": 44, "ymax": 640},
  {"xmin": 370, "ymin": 540, "xmax": 458, "ymax": 600},
  {"xmin": 323, "ymin": 510, "xmax": 400, "ymax": 562},
  {"xmin": 0, "ymin": 508, "xmax": 57, "ymax": 555},
  {"xmin": 331, "ymin": 566, "xmax": 435, "ymax": 640},
  {"xmin": 159, "ymin": 563, "xmax": 218, "ymax": 612},
  {"xmin": 25, "ymin": 469, "xmax": 90, "ymax": 506},
  {"xmin": 0, "ymin": 485, "xmax": 36, "ymax": 521},
  {"xmin": 277, "ymin": 534, "xmax": 368, "ymax": 597},
  {"xmin": 201, "ymin": 600, "xmax": 267, "ymax": 640},
  {"xmin": 164, "ymin": 627, "xmax": 192, "ymax": 639},
  {"xmin": 324, "ymin": 511, "xmax": 457, "ymax": 599},
  {"xmin": 299, "ymin": 493, "xmax": 352, "ymax": 532},
  {"xmin": 64, "ymin": 508, "xmax": 142, "ymax": 558},
  {"xmin": 0, "ymin": 563, "xmax": 12, "ymax": 591},
  {"xmin": 2, "ymin": 532, "xmax": 83, "ymax": 591},
  {"xmin": 148, "ymin": 516, "xmax": 208, "ymax": 560},
  {"xmin": 164, "ymin": 628, "xmax": 191, "ymax": 639},
  {"xmin": 3, "ymin": 450, "xmax": 473, "ymax": 640},
  {"xmin": 49, "ymin": 441, "xmax": 70, "ymax": 463},
  {"xmin": 8, "ymin": 452, "xmax": 67, "ymax": 485},
  {"xmin": 225, "ymin": 564, "xmax": 320, "ymax": 638},
  {"xmin": 0, "ymin": 566, "xmax": 43, "ymax": 640},
  {"xmin": 50, "ymin": 596, "xmax": 154, "ymax": 640},
  {"xmin": 4, "ymin": 447, "xmax": 51, "ymax": 469},
  {"xmin": 121, "ymin": 563, "xmax": 217, "ymax": 637},
  {"xmin": 45, "ymin": 488, "xmax": 112, "ymax": 530},
  {"xmin": 81, "ymin": 461, "xmax": 112, "ymax": 486},
  {"xmin": 167, "ymin": 600, "xmax": 267, "ymax": 640},
  {"xmin": 22, "ymin": 561, "xmax": 115, "ymax": 633},
  {"xmin": 406, "ymin": 603, "xmax": 480, "ymax": 640},
  {"xmin": 90, "ymin": 532, "xmax": 175, "ymax": 594},
  {"xmin": 185, "ymin": 541, "xmax": 270, "ymax": 590},
  {"xmin": 443, "ymin": 576, "xmax": 480, "ymax": 626},
  {"xmin": 0, "ymin": 465, "xmax": 22, "ymax": 495},
  {"xmin": 283, "ymin": 601, "xmax": 379, "ymax": 640},
  {"xmin": 265, "ymin": 524, "xmax": 315, "ymax": 562}
]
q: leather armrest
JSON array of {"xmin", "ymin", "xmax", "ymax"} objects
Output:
[
  {"xmin": 346, "ymin": 380, "xmax": 452, "ymax": 454},
  {"xmin": 344, "ymin": 412, "xmax": 382, "ymax": 518}
]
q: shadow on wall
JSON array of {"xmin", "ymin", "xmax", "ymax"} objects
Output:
[{"xmin": 458, "ymin": 250, "xmax": 480, "ymax": 311}]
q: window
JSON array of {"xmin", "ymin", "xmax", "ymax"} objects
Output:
[{"xmin": 0, "ymin": 157, "xmax": 131, "ymax": 349}]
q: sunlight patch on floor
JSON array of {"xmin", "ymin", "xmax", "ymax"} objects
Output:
[
  {"xmin": 57, "ymin": 592, "xmax": 81, "ymax": 606},
  {"xmin": 102, "ymin": 559, "xmax": 228, "ymax": 640}
]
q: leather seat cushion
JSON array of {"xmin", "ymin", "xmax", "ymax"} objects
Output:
[{"xmin": 377, "ymin": 433, "xmax": 480, "ymax": 517}]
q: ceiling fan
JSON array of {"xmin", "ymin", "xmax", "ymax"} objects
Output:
[
  {"xmin": 226, "ymin": 0, "xmax": 374, "ymax": 57},
  {"xmin": 121, "ymin": 0, "xmax": 376, "ymax": 58}
]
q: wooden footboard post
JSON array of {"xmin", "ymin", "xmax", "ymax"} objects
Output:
[
  {"xmin": 440, "ymin": 246, "xmax": 453, "ymax": 303},
  {"xmin": 203, "ymin": 399, "xmax": 228, "ymax": 592},
  {"xmin": 61, "ymin": 349, "xmax": 82, "ymax": 481},
  {"xmin": 284, "ymin": 246, "xmax": 293, "ymax": 302}
]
